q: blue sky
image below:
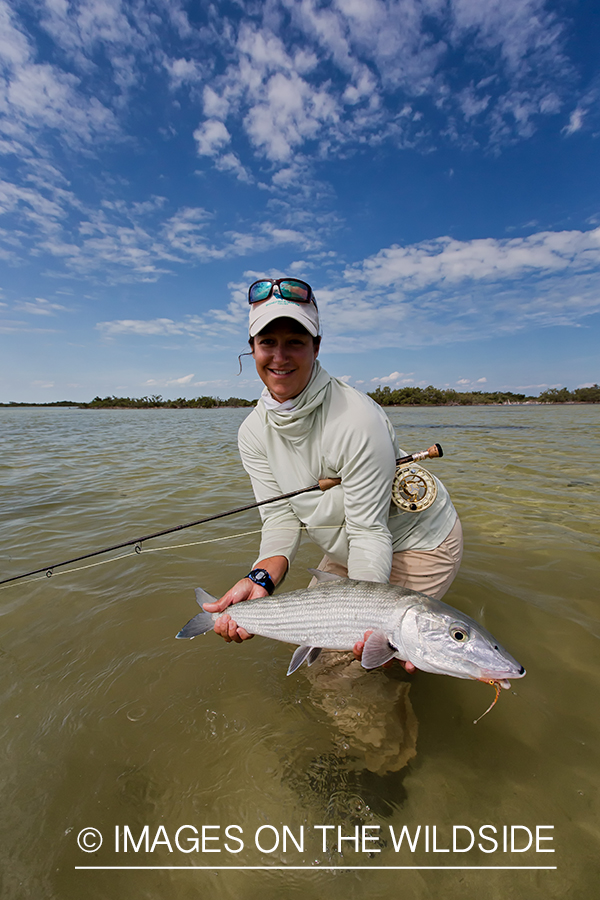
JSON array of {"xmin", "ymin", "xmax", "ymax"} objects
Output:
[{"xmin": 0, "ymin": 0, "xmax": 599, "ymax": 402}]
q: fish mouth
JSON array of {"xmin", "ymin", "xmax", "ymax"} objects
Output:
[
  {"xmin": 478, "ymin": 677, "xmax": 512, "ymax": 690},
  {"xmin": 478, "ymin": 664, "xmax": 526, "ymax": 684}
]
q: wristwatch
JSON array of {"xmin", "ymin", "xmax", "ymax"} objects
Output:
[{"xmin": 246, "ymin": 568, "xmax": 275, "ymax": 595}]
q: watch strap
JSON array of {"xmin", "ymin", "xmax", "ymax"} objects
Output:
[{"xmin": 246, "ymin": 568, "xmax": 275, "ymax": 595}]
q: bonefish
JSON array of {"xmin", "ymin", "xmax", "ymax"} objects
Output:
[{"xmin": 176, "ymin": 570, "xmax": 525, "ymax": 690}]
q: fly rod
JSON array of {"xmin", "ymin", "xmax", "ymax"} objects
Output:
[{"xmin": 0, "ymin": 443, "xmax": 442, "ymax": 587}]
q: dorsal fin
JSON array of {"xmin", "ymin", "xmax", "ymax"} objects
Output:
[{"xmin": 307, "ymin": 568, "xmax": 345, "ymax": 583}]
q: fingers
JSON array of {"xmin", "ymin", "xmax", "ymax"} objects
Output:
[
  {"xmin": 352, "ymin": 639, "xmax": 365, "ymax": 660},
  {"xmin": 203, "ymin": 578, "xmax": 268, "ymax": 614},
  {"xmin": 353, "ymin": 629, "xmax": 373, "ymax": 660},
  {"xmin": 213, "ymin": 614, "xmax": 254, "ymax": 643},
  {"xmin": 204, "ymin": 578, "xmax": 269, "ymax": 644},
  {"xmin": 203, "ymin": 597, "xmax": 233, "ymax": 613},
  {"xmin": 202, "ymin": 584, "xmax": 246, "ymax": 614}
]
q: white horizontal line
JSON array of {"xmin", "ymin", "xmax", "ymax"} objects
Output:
[{"xmin": 75, "ymin": 865, "xmax": 557, "ymax": 871}]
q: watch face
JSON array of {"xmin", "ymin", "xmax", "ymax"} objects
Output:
[{"xmin": 248, "ymin": 569, "xmax": 274, "ymax": 594}]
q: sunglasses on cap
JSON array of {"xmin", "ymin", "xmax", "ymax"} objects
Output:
[{"xmin": 248, "ymin": 278, "xmax": 315, "ymax": 305}]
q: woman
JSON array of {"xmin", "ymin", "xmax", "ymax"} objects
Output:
[{"xmin": 204, "ymin": 277, "xmax": 463, "ymax": 667}]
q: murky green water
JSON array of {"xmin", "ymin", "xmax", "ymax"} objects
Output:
[{"xmin": 0, "ymin": 405, "xmax": 598, "ymax": 899}]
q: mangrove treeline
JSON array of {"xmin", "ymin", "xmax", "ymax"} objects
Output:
[
  {"xmin": 83, "ymin": 394, "xmax": 257, "ymax": 408},
  {"xmin": 367, "ymin": 384, "xmax": 600, "ymax": 405},
  {"xmin": 2, "ymin": 384, "xmax": 598, "ymax": 408},
  {"xmin": 0, "ymin": 395, "xmax": 256, "ymax": 409}
]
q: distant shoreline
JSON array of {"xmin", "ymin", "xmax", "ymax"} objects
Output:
[
  {"xmin": 1, "ymin": 384, "xmax": 598, "ymax": 408},
  {"xmin": 1, "ymin": 401, "xmax": 599, "ymax": 409}
]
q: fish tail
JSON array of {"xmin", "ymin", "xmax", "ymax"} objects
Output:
[{"xmin": 176, "ymin": 608, "xmax": 215, "ymax": 639}]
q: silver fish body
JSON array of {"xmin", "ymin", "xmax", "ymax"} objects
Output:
[{"xmin": 176, "ymin": 570, "xmax": 525, "ymax": 685}]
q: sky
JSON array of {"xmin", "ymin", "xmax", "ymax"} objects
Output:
[{"xmin": 0, "ymin": 0, "xmax": 599, "ymax": 402}]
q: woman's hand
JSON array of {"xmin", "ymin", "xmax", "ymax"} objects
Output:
[
  {"xmin": 201, "ymin": 578, "xmax": 269, "ymax": 643},
  {"xmin": 352, "ymin": 630, "xmax": 416, "ymax": 673},
  {"xmin": 202, "ymin": 556, "xmax": 288, "ymax": 644}
]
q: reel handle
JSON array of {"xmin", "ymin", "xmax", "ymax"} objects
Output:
[{"xmin": 318, "ymin": 443, "xmax": 443, "ymax": 492}]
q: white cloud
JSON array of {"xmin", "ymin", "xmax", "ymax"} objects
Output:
[
  {"xmin": 312, "ymin": 227, "xmax": 600, "ymax": 350},
  {"xmin": 0, "ymin": 1, "xmax": 119, "ymax": 155},
  {"xmin": 96, "ymin": 318, "xmax": 190, "ymax": 337},
  {"xmin": 194, "ymin": 119, "xmax": 231, "ymax": 156},
  {"xmin": 214, "ymin": 152, "xmax": 253, "ymax": 183},
  {"xmin": 14, "ymin": 297, "xmax": 69, "ymax": 316},
  {"xmin": 346, "ymin": 228, "xmax": 600, "ymax": 290},
  {"xmin": 243, "ymin": 68, "xmax": 339, "ymax": 162},
  {"xmin": 165, "ymin": 57, "xmax": 204, "ymax": 89},
  {"xmin": 203, "ymin": 85, "xmax": 230, "ymax": 119},
  {"xmin": 563, "ymin": 107, "xmax": 586, "ymax": 135},
  {"xmin": 144, "ymin": 372, "xmax": 196, "ymax": 386},
  {"xmin": 0, "ymin": 319, "xmax": 58, "ymax": 333},
  {"xmin": 0, "ymin": 0, "xmax": 583, "ymax": 221},
  {"xmin": 0, "ymin": 181, "xmax": 320, "ymax": 283},
  {"xmin": 370, "ymin": 371, "xmax": 415, "ymax": 385}
]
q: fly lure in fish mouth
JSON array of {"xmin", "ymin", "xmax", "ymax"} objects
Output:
[{"xmin": 473, "ymin": 680, "xmax": 504, "ymax": 725}]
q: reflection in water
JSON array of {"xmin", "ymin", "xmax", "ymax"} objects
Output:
[
  {"xmin": 275, "ymin": 651, "xmax": 418, "ymax": 840},
  {"xmin": 303, "ymin": 653, "xmax": 418, "ymax": 776}
]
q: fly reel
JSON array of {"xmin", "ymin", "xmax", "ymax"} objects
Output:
[{"xmin": 392, "ymin": 463, "xmax": 438, "ymax": 512}]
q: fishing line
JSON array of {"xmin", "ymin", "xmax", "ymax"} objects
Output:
[
  {"xmin": 0, "ymin": 444, "xmax": 443, "ymax": 588},
  {"xmin": 0, "ymin": 524, "xmax": 344, "ymax": 591},
  {"xmin": 0, "ymin": 528, "xmax": 265, "ymax": 591}
]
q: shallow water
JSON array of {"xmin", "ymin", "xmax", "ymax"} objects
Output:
[{"xmin": 0, "ymin": 405, "xmax": 598, "ymax": 899}]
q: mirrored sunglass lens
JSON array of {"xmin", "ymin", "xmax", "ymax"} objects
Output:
[
  {"xmin": 278, "ymin": 279, "xmax": 310, "ymax": 301},
  {"xmin": 249, "ymin": 281, "xmax": 273, "ymax": 302}
]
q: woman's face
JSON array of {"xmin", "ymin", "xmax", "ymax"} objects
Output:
[{"xmin": 253, "ymin": 318, "xmax": 319, "ymax": 402}]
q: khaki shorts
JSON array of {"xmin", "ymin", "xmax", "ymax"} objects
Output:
[{"xmin": 313, "ymin": 516, "xmax": 463, "ymax": 600}]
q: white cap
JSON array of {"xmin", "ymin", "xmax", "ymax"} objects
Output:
[{"xmin": 249, "ymin": 295, "xmax": 320, "ymax": 337}]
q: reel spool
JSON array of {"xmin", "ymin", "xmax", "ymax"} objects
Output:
[{"xmin": 392, "ymin": 463, "xmax": 438, "ymax": 512}]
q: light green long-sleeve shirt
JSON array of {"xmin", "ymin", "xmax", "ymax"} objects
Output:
[{"xmin": 238, "ymin": 362, "xmax": 457, "ymax": 583}]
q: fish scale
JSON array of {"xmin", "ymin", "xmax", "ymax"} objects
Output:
[{"xmin": 214, "ymin": 580, "xmax": 408, "ymax": 648}]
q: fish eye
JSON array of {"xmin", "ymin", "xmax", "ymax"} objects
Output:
[{"xmin": 450, "ymin": 623, "xmax": 470, "ymax": 642}]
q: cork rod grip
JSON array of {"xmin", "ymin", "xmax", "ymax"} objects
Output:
[{"xmin": 318, "ymin": 443, "xmax": 443, "ymax": 492}]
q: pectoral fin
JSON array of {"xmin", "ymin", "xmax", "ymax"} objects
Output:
[
  {"xmin": 287, "ymin": 645, "xmax": 322, "ymax": 675},
  {"xmin": 361, "ymin": 630, "xmax": 398, "ymax": 669}
]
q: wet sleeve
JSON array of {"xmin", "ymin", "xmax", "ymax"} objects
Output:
[{"xmin": 238, "ymin": 418, "xmax": 302, "ymax": 567}]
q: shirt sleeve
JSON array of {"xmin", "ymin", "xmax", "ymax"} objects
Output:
[
  {"xmin": 325, "ymin": 393, "xmax": 398, "ymax": 582},
  {"xmin": 238, "ymin": 415, "xmax": 302, "ymax": 567}
]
